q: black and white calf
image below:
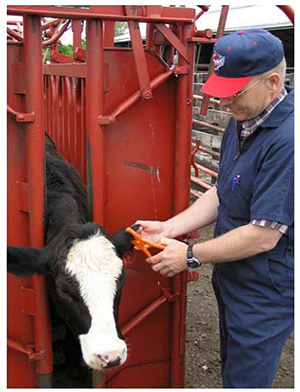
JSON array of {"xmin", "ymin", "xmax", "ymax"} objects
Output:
[{"xmin": 8, "ymin": 135, "xmax": 137, "ymax": 370}]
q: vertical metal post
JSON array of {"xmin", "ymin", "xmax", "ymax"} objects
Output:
[
  {"xmin": 104, "ymin": 21, "xmax": 115, "ymax": 47},
  {"xmin": 86, "ymin": 19, "xmax": 105, "ymax": 223},
  {"xmin": 200, "ymin": 5, "xmax": 229, "ymax": 115},
  {"xmin": 171, "ymin": 22, "xmax": 195, "ymax": 388},
  {"xmin": 72, "ymin": 19, "xmax": 82, "ymax": 61},
  {"xmin": 23, "ymin": 14, "xmax": 53, "ymax": 387}
]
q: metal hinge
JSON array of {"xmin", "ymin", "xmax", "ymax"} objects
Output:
[
  {"xmin": 162, "ymin": 288, "xmax": 180, "ymax": 302},
  {"xmin": 7, "ymin": 104, "xmax": 35, "ymax": 122},
  {"xmin": 7, "ymin": 338, "xmax": 45, "ymax": 362},
  {"xmin": 174, "ymin": 66, "xmax": 189, "ymax": 76}
]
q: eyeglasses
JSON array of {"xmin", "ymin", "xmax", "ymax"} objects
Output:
[{"xmin": 230, "ymin": 77, "xmax": 264, "ymax": 100}]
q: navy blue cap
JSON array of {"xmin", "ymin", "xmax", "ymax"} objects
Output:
[{"xmin": 201, "ymin": 29, "xmax": 284, "ymax": 98}]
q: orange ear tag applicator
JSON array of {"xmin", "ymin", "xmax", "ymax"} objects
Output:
[{"xmin": 125, "ymin": 227, "xmax": 166, "ymax": 258}]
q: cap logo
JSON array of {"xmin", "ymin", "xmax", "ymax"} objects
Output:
[{"xmin": 213, "ymin": 51, "xmax": 225, "ymax": 71}]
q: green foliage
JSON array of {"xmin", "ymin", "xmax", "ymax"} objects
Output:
[
  {"xmin": 59, "ymin": 43, "xmax": 73, "ymax": 57},
  {"xmin": 115, "ymin": 22, "xmax": 128, "ymax": 37}
]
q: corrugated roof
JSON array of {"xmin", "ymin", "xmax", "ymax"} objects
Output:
[{"xmin": 196, "ymin": 5, "xmax": 293, "ymax": 32}]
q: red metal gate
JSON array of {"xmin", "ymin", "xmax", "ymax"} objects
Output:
[
  {"xmin": 7, "ymin": 6, "xmax": 198, "ymax": 387},
  {"xmin": 45, "ymin": 42, "xmax": 190, "ymax": 389},
  {"xmin": 7, "ymin": 5, "xmax": 294, "ymax": 388}
]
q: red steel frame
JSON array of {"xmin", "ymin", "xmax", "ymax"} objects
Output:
[{"xmin": 7, "ymin": 4, "xmax": 294, "ymax": 389}]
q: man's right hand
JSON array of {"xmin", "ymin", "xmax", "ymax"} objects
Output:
[{"xmin": 135, "ymin": 220, "xmax": 170, "ymax": 243}]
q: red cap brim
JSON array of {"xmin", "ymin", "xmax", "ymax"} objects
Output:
[{"xmin": 200, "ymin": 73, "xmax": 252, "ymax": 98}]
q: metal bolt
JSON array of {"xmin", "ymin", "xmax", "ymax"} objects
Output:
[{"xmin": 142, "ymin": 89, "xmax": 152, "ymax": 100}]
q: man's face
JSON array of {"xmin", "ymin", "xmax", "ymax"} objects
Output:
[{"xmin": 218, "ymin": 76, "xmax": 271, "ymax": 121}]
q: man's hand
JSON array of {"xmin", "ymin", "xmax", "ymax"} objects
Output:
[
  {"xmin": 145, "ymin": 238, "xmax": 188, "ymax": 277},
  {"xmin": 135, "ymin": 220, "xmax": 170, "ymax": 243}
]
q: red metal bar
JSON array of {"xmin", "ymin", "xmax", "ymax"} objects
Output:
[
  {"xmin": 200, "ymin": 5, "xmax": 229, "ymax": 116},
  {"xmin": 145, "ymin": 22, "xmax": 156, "ymax": 51},
  {"xmin": 194, "ymin": 28, "xmax": 213, "ymax": 38},
  {"xmin": 44, "ymin": 63, "xmax": 86, "ymax": 78},
  {"xmin": 171, "ymin": 21, "xmax": 195, "ymax": 388},
  {"xmin": 7, "ymin": 338, "xmax": 45, "ymax": 361},
  {"xmin": 122, "ymin": 294, "xmax": 168, "ymax": 336},
  {"xmin": 81, "ymin": 78, "xmax": 87, "ymax": 183},
  {"xmin": 7, "ymin": 104, "xmax": 35, "ymax": 122},
  {"xmin": 7, "ymin": 5, "xmax": 195, "ymax": 23},
  {"xmin": 189, "ymin": 37, "xmax": 217, "ymax": 44},
  {"xmin": 154, "ymin": 23, "xmax": 189, "ymax": 62},
  {"xmin": 199, "ymin": 145, "xmax": 220, "ymax": 160},
  {"xmin": 126, "ymin": 6, "xmax": 153, "ymax": 100},
  {"xmin": 195, "ymin": 163, "xmax": 218, "ymax": 178},
  {"xmin": 191, "ymin": 140, "xmax": 200, "ymax": 177},
  {"xmin": 61, "ymin": 77, "xmax": 68, "ymax": 160},
  {"xmin": 195, "ymin": 6, "xmax": 210, "ymax": 21},
  {"xmin": 190, "ymin": 188, "xmax": 203, "ymax": 198},
  {"xmin": 193, "ymin": 118, "xmax": 225, "ymax": 133},
  {"xmin": 72, "ymin": 19, "xmax": 83, "ymax": 60},
  {"xmin": 107, "ymin": 68, "xmax": 174, "ymax": 121},
  {"xmin": 57, "ymin": 76, "xmax": 64, "ymax": 161},
  {"xmin": 193, "ymin": 93, "xmax": 220, "ymax": 106},
  {"xmin": 104, "ymin": 21, "xmax": 115, "ymax": 47},
  {"xmin": 23, "ymin": 14, "xmax": 53, "ymax": 383},
  {"xmin": 41, "ymin": 18, "xmax": 62, "ymax": 31},
  {"xmin": 67, "ymin": 77, "xmax": 76, "ymax": 165},
  {"xmin": 50, "ymin": 50, "xmax": 72, "ymax": 63},
  {"xmin": 7, "ymin": 26, "xmax": 23, "ymax": 42},
  {"xmin": 191, "ymin": 175, "xmax": 212, "ymax": 190},
  {"xmin": 42, "ymin": 19, "xmax": 70, "ymax": 47},
  {"xmin": 86, "ymin": 18, "xmax": 105, "ymax": 224},
  {"xmin": 8, "ymin": 338, "xmax": 32, "ymax": 357},
  {"xmin": 277, "ymin": 5, "xmax": 294, "ymax": 25}
]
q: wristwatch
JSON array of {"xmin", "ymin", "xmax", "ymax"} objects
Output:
[{"xmin": 186, "ymin": 244, "xmax": 201, "ymax": 268}]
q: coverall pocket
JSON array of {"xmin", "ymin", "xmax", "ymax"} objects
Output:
[
  {"xmin": 227, "ymin": 182, "xmax": 253, "ymax": 221},
  {"xmin": 265, "ymin": 255, "xmax": 287, "ymax": 296}
]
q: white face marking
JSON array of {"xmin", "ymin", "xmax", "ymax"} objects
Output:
[{"xmin": 65, "ymin": 232, "xmax": 127, "ymax": 370}]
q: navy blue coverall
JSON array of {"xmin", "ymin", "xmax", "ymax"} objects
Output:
[{"xmin": 212, "ymin": 87, "xmax": 294, "ymax": 388}]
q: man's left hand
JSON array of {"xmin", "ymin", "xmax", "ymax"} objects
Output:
[{"xmin": 146, "ymin": 238, "xmax": 188, "ymax": 277}]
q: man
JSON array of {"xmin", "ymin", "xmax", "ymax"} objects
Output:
[{"xmin": 136, "ymin": 29, "xmax": 294, "ymax": 388}]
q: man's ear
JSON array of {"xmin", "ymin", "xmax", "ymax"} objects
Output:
[
  {"xmin": 7, "ymin": 246, "xmax": 48, "ymax": 277},
  {"xmin": 265, "ymin": 72, "xmax": 281, "ymax": 92},
  {"xmin": 111, "ymin": 224, "xmax": 141, "ymax": 257}
]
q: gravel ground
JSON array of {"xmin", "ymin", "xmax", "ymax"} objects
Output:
[{"xmin": 184, "ymin": 224, "xmax": 294, "ymax": 388}]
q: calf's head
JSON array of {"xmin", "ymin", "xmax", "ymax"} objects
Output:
[{"xmin": 7, "ymin": 223, "xmax": 139, "ymax": 370}]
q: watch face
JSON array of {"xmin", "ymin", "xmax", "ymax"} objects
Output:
[{"xmin": 187, "ymin": 258, "xmax": 200, "ymax": 268}]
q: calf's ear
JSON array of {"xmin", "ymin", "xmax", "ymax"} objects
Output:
[
  {"xmin": 7, "ymin": 246, "xmax": 48, "ymax": 277},
  {"xmin": 111, "ymin": 224, "xmax": 141, "ymax": 257}
]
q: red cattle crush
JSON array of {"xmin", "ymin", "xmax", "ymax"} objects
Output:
[{"xmin": 7, "ymin": 5, "xmax": 294, "ymax": 389}]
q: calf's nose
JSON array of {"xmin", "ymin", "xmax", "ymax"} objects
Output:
[
  {"xmin": 98, "ymin": 349, "xmax": 126, "ymax": 368},
  {"xmin": 98, "ymin": 355, "xmax": 121, "ymax": 368}
]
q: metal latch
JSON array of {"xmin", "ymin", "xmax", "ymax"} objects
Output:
[{"xmin": 7, "ymin": 338, "xmax": 46, "ymax": 362}]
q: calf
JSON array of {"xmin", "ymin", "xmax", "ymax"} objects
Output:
[{"xmin": 8, "ymin": 135, "xmax": 137, "ymax": 370}]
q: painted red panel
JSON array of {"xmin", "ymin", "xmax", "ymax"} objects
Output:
[
  {"xmin": 45, "ymin": 49, "xmax": 185, "ymax": 388},
  {"xmin": 7, "ymin": 43, "xmax": 39, "ymax": 388},
  {"xmin": 8, "ymin": 11, "xmax": 193, "ymax": 387}
]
